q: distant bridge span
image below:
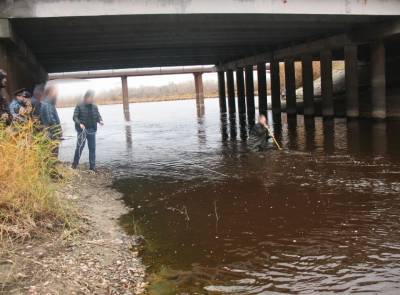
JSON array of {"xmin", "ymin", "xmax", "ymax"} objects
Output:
[{"xmin": 48, "ymin": 66, "xmax": 217, "ymax": 80}]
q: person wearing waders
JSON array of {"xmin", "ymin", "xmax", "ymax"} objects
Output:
[
  {"xmin": 72, "ymin": 90, "xmax": 103, "ymax": 172},
  {"xmin": 248, "ymin": 114, "xmax": 271, "ymax": 151}
]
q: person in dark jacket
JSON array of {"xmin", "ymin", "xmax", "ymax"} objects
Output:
[
  {"xmin": 31, "ymin": 83, "xmax": 45, "ymax": 121},
  {"xmin": 9, "ymin": 88, "xmax": 32, "ymax": 123},
  {"xmin": 40, "ymin": 85, "xmax": 61, "ymax": 139},
  {"xmin": 248, "ymin": 114, "xmax": 271, "ymax": 151},
  {"xmin": 0, "ymin": 69, "xmax": 11, "ymax": 126},
  {"xmin": 72, "ymin": 90, "xmax": 103, "ymax": 171}
]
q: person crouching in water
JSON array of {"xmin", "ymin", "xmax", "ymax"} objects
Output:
[
  {"xmin": 248, "ymin": 114, "xmax": 271, "ymax": 151},
  {"xmin": 72, "ymin": 90, "xmax": 103, "ymax": 172}
]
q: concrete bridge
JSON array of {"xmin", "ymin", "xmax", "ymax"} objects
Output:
[{"xmin": 0, "ymin": 0, "xmax": 400, "ymax": 121}]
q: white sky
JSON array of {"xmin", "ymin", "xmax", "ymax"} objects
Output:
[{"xmin": 54, "ymin": 72, "xmax": 218, "ymax": 100}]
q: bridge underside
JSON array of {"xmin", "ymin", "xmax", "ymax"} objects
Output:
[
  {"xmin": 1, "ymin": 0, "xmax": 400, "ymax": 120},
  {"xmin": 10, "ymin": 14, "xmax": 397, "ymax": 72}
]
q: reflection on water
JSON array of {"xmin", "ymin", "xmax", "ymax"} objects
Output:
[{"xmin": 59, "ymin": 99, "xmax": 400, "ymax": 294}]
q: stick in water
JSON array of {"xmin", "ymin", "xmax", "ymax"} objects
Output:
[{"xmin": 265, "ymin": 125, "xmax": 283, "ymax": 150}]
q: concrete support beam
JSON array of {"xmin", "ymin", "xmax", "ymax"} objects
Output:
[
  {"xmin": 370, "ymin": 41, "xmax": 386, "ymax": 119},
  {"xmin": 257, "ymin": 63, "xmax": 267, "ymax": 116},
  {"xmin": 284, "ymin": 59, "xmax": 296, "ymax": 115},
  {"xmin": 217, "ymin": 71, "xmax": 227, "ymax": 113},
  {"xmin": 302, "ymin": 54, "xmax": 314, "ymax": 116},
  {"xmin": 4, "ymin": 0, "xmax": 400, "ymax": 18},
  {"xmin": 320, "ymin": 49, "xmax": 334, "ymax": 117},
  {"xmin": 226, "ymin": 69, "xmax": 236, "ymax": 115},
  {"xmin": 218, "ymin": 54, "xmax": 271, "ymax": 72},
  {"xmin": 121, "ymin": 76, "xmax": 130, "ymax": 121},
  {"xmin": 245, "ymin": 65, "xmax": 255, "ymax": 124},
  {"xmin": 194, "ymin": 72, "xmax": 204, "ymax": 102},
  {"xmin": 218, "ymin": 19, "xmax": 400, "ymax": 72},
  {"xmin": 236, "ymin": 67, "xmax": 246, "ymax": 117},
  {"xmin": 270, "ymin": 60, "xmax": 281, "ymax": 115},
  {"xmin": 194, "ymin": 72, "xmax": 205, "ymax": 115},
  {"xmin": 344, "ymin": 44, "xmax": 359, "ymax": 118}
]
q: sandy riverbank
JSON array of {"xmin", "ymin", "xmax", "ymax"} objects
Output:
[{"xmin": 0, "ymin": 169, "xmax": 147, "ymax": 294}]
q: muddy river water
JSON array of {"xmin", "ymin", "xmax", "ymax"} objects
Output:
[{"xmin": 59, "ymin": 99, "xmax": 400, "ymax": 294}]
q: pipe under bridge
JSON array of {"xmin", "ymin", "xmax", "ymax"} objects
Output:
[{"xmin": 0, "ymin": 0, "xmax": 400, "ymax": 121}]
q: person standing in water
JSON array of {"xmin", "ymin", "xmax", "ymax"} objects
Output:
[
  {"xmin": 72, "ymin": 90, "xmax": 103, "ymax": 172},
  {"xmin": 248, "ymin": 114, "xmax": 271, "ymax": 151}
]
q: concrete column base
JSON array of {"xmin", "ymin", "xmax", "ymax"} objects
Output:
[
  {"xmin": 284, "ymin": 59, "xmax": 296, "ymax": 115},
  {"xmin": 245, "ymin": 65, "xmax": 255, "ymax": 125},
  {"xmin": 370, "ymin": 41, "xmax": 386, "ymax": 120},
  {"xmin": 271, "ymin": 60, "xmax": 281, "ymax": 114},
  {"xmin": 217, "ymin": 71, "xmax": 227, "ymax": 113},
  {"xmin": 302, "ymin": 54, "xmax": 314, "ymax": 116},
  {"xmin": 236, "ymin": 68, "xmax": 246, "ymax": 116},
  {"xmin": 226, "ymin": 69, "xmax": 236, "ymax": 116},
  {"xmin": 121, "ymin": 76, "xmax": 130, "ymax": 121},
  {"xmin": 344, "ymin": 44, "xmax": 359, "ymax": 118},
  {"xmin": 320, "ymin": 49, "xmax": 334, "ymax": 117},
  {"xmin": 257, "ymin": 63, "xmax": 267, "ymax": 116}
]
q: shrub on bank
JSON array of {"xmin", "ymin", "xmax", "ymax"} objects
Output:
[{"xmin": 0, "ymin": 122, "xmax": 75, "ymax": 244}]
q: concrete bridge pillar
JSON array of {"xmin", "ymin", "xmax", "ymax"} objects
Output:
[
  {"xmin": 217, "ymin": 71, "xmax": 227, "ymax": 113},
  {"xmin": 257, "ymin": 63, "xmax": 267, "ymax": 116},
  {"xmin": 121, "ymin": 76, "xmax": 130, "ymax": 121},
  {"xmin": 226, "ymin": 69, "xmax": 236, "ymax": 116},
  {"xmin": 344, "ymin": 44, "xmax": 359, "ymax": 118},
  {"xmin": 270, "ymin": 60, "xmax": 281, "ymax": 115},
  {"xmin": 302, "ymin": 54, "xmax": 314, "ymax": 116},
  {"xmin": 194, "ymin": 72, "xmax": 205, "ymax": 114},
  {"xmin": 284, "ymin": 59, "xmax": 297, "ymax": 115},
  {"xmin": 245, "ymin": 65, "xmax": 255, "ymax": 125},
  {"xmin": 236, "ymin": 67, "xmax": 246, "ymax": 117},
  {"xmin": 320, "ymin": 49, "xmax": 334, "ymax": 117},
  {"xmin": 370, "ymin": 41, "xmax": 386, "ymax": 119},
  {"xmin": 0, "ymin": 19, "xmax": 47, "ymax": 98}
]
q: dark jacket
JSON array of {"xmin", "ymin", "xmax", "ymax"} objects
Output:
[
  {"xmin": 73, "ymin": 103, "xmax": 102, "ymax": 132},
  {"xmin": 31, "ymin": 96, "xmax": 41, "ymax": 119},
  {"xmin": 248, "ymin": 123, "xmax": 270, "ymax": 151},
  {"xmin": 40, "ymin": 98, "xmax": 62, "ymax": 139}
]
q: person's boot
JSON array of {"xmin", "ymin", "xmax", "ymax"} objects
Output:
[{"xmin": 71, "ymin": 163, "xmax": 77, "ymax": 169}]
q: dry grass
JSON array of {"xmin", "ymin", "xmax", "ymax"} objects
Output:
[{"xmin": 0, "ymin": 122, "xmax": 76, "ymax": 246}]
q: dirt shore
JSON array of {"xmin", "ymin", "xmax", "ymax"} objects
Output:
[{"xmin": 0, "ymin": 169, "xmax": 147, "ymax": 294}]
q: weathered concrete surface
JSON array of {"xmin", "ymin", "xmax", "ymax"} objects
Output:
[
  {"xmin": 2, "ymin": 0, "xmax": 400, "ymax": 18},
  {"xmin": 0, "ymin": 19, "xmax": 47, "ymax": 93},
  {"xmin": 2, "ymin": 13, "xmax": 397, "ymax": 72}
]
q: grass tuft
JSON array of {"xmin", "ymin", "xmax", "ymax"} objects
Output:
[{"xmin": 0, "ymin": 122, "xmax": 76, "ymax": 246}]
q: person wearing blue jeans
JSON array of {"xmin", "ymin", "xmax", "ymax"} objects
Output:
[{"xmin": 72, "ymin": 90, "xmax": 103, "ymax": 171}]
